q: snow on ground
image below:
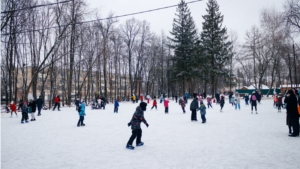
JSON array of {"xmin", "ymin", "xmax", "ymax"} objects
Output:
[{"xmin": 1, "ymin": 98, "xmax": 299, "ymax": 169}]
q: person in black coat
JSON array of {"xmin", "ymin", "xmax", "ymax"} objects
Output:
[
  {"xmin": 190, "ymin": 93, "xmax": 199, "ymax": 121},
  {"xmin": 36, "ymin": 96, "xmax": 43, "ymax": 116},
  {"xmin": 284, "ymin": 90, "xmax": 299, "ymax": 137},
  {"xmin": 126, "ymin": 102, "xmax": 149, "ymax": 150},
  {"xmin": 215, "ymin": 93, "xmax": 220, "ymax": 104}
]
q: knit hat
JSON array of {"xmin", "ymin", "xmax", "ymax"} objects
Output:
[
  {"xmin": 140, "ymin": 102, "xmax": 147, "ymax": 111},
  {"xmin": 287, "ymin": 90, "xmax": 295, "ymax": 95}
]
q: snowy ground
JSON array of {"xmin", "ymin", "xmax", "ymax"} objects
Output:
[{"xmin": 1, "ymin": 98, "xmax": 299, "ymax": 169}]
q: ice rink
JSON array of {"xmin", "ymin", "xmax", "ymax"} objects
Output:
[{"xmin": 1, "ymin": 98, "xmax": 299, "ymax": 169}]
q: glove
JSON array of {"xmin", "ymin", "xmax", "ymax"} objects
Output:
[
  {"xmin": 146, "ymin": 124, "xmax": 149, "ymax": 128},
  {"xmin": 127, "ymin": 122, "xmax": 131, "ymax": 127}
]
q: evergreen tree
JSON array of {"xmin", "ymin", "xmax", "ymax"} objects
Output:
[
  {"xmin": 169, "ymin": 0, "xmax": 198, "ymax": 94},
  {"xmin": 200, "ymin": 0, "xmax": 232, "ymax": 95}
]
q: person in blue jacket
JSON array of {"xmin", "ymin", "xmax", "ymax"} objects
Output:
[
  {"xmin": 114, "ymin": 99, "xmax": 119, "ymax": 113},
  {"xmin": 77, "ymin": 100, "xmax": 86, "ymax": 127}
]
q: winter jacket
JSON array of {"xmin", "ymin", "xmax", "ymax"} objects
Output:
[
  {"xmin": 36, "ymin": 98, "xmax": 43, "ymax": 107},
  {"xmin": 75, "ymin": 100, "xmax": 80, "ymax": 107},
  {"xmin": 10, "ymin": 103, "xmax": 16, "ymax": 112},
  {"xmin": 244, "ymin": 95, "xmax": 249, "ymax": 101},
  {"xmin": 28, "ymin": 102, "xmax": 33, "ymax": 113},
  {"xmin": 190, "ymin": 98, "xmax": 199, "ymax": 110},
  {"xmin": 114, "ymin": 100, "xmax": 119, "ymax": 107},
  {"xmin": 129, "ymin": 106, "xmax": 148, "ymax": 130},
  {"xmin": 78, "ymin": 103, "xmax": 86, "ymax": 116},
  {"xmin": 22, "ymin": 104, "xmax": 28, "ymax": 113},
  {"xmin": 152, "ymin": 99, "xmax": 157, "ymax": 106},
  {"xmin": 199, "ymin": 104, "xmax": 206, "ymax": 115},
  {"xmin": 220, "ymin": 98, "xmax": 225, "ymax": 106},
  {"xmin": 54, "ymin": 97, "xmax": 60, "ymax": 103},
  {"xmin": 164, "ymin": 100, "xmax": 169, "ymax": 107},
  {"xmin": 284, "ymin": 95, "xmax": 299, "ymax": 118},
  {"xmin": 31, "ymin": 100, "xmax": 37, "ymax": 112},
  {"xmin": 235, "ymin": 96, "xmax": 240, "ymax": 104},
  {"xmin": 277, "ymin": 97, "xmax": 283, "ymax": 105},
  {"xmin": 179, "ymin": 99, "xmax": 185, "ymax": 107}
]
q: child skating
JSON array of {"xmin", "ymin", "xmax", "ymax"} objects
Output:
[
  {"xmin": 10, "ymin": 101, "xmax": 17, "ymax": 117},
  {"xmin": 77, "ymin": 100, "xmax": 86, "ymax": 127},
  {"xmin": 21, "ymin": 102, "xmax": 29, "ymax": 123},
  {"xmin": 179, "ymin": 97, "xmax": 186, "ymax": 113},
  {"xmin": 220, "ymin": 96, "xmax": 225, "ymax": 112},
  {"xmin": 126, "ymin": 102, "xmax": 149, "ymax": 150},
  {"xmin": 114, "ymin": 99, "xmax": 119, "ymax": 113},
  {"xmin": 199, "ymin": 102, "xmax": 207, "ymax": 123},
  {"xmin": 207, "ymin": 97, "xmax": 213, "ymax": 109},
  {"xmin": 164, "ymin": 99, "xmax": 169, "ymax": 114},
  {"xmin": 151, "ymin": 97, "xmax": 157, "ymax": 110}
]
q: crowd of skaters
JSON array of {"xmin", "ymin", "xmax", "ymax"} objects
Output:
[{"xmin": 3, "ymin": 88, "xmax": 299, "ymax": 151}]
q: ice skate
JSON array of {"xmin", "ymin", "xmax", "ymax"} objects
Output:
[
  {"xmin": 25, "ymin": 121, "xmax": 29, "ymax": 123},
  {"xmin": 81, "ymin": 124, "xmax": 85, "ymax": 126},
  {"xmin": 126, "ymin": 145, "xmax": 135, "ymax": 150},
  {"xmin": 256, "ymin": 112, "xmax": 258, "ymax": 114},
  {"xmin": 136, "ymin": 142, "xmax": 144, "ymax": 146}
]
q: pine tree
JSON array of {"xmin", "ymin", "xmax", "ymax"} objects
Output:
[
  {"xmin": 200, "ymin": 0, "xmax": 232, "ymax": 96},
  {"xmin": 169, "ymin": 0, "xmax": 198, "ymax": 94}
]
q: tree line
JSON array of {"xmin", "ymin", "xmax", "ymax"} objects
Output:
[{"xmin": 1, "ymin": 0, "xmax": 300, "ymax": 106}]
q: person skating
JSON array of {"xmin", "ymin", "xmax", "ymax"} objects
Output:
[
  {"xmin": 190, "ymin": 94, "xmax": 199, "ymax": 121},
  {"xmin": 17, "ymin": 99, "xmax": 23, "ymax": 111},
  {"xmin": 36, "ymin": 96, "xmax": 43, "ymax": 116},
  {"xmin": 235, "ymin": 93, "xmax": 241, "ymax": 110},
  {"xmin": 179, "ymin": 97, "xmax": 186, "ymax": 113},
  {"xmin": 244, "ymin": 94, "xmax": 249, "ymax": 105},
  {"xmin": 53, "ymin": 95, "xmax": 61, "ymax": 111},
  {"xmin": 277, "ymin": 95, "xmax": 283, "ymax": 113},
  {"xmin": 114, "ymin": 99, "xmax": 119, "ymax": 113},
  {"xmin": 9, "ymin": 101, "xmax": 17, "ymax": 117},
  {"xmin": 284, "ymin": 90, "xmax": 299, "ymax": 137},
  {"xmin": 151, "ymin": 97, "xmax": 157, "ymax": 110},
  {"xmin": 164, "ymin": 99, "xmax": 169, "ymax": 114},
  {"xmin": 220, "ymin": 96, "xmax": 225, "ymax": 112},
  {"xmin": 126, "ymin": 102, "xmax": 149, "ymax": 150},
  {"xmin": 250, "ymin": 91, "xmax": 258, "ymax": 114},
  {"xmin": 75, "ymin": 98, "xmax": 80, "ymax": 111},
  {"xmin": 207, "ymin": 96, "xmax": 213, "ymax": 109},
  {"xmin": 21, "ymin": 102, "xmax": 29, "ymax": 124},
  {"xmin": 77, "ymin": 100, "xmax": 86, "ymax": 127},
  {"xmin": 29, "ymin": 99, "xmax": 37, "ymax": 121},
  {"xmin": 198, "ymin": 102, "xmax": 207, "ymax": 123}
]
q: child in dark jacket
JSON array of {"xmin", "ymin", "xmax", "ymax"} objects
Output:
[
  {"xmin": 21, "ymin": 102, "xmax": 29, "ymax": 123},
  {"xmin": 198, "ymin": 102, "xmax": 207, "ymax": 123},
  {"xmin": 179, "ymin": 98, "xmax": 186, "ymax": 113},
  {"xmin": 126, "ymin": 102, "xmax": 149, "ymax": 150},
  {"xmin": 114, "ymin": 99, "xmax": 119, "ymax": 113}
]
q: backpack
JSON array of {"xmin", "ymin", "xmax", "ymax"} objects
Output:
[{"xmin": 251, "ymin": 95, "xmax": 257, "ymax": 101}]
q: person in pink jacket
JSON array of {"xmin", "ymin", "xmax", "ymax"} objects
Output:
[{"xmin": 164, "ymin": 99, "xmax": 169, "ymax": 114}]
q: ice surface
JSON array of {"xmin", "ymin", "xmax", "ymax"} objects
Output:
[{"xmin": 1, "ymin": 98, "xmax": 299, "ymax": 169}]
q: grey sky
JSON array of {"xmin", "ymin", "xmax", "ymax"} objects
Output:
[{"xmin": 86, "ymin": 0, "xmax": 286, "ymax": 42}]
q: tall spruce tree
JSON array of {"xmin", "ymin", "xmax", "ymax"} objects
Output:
[
  {"xmin": 169, "ymin": 0, "xmax": 198, "ymax": 94},
  {"xmin": 200, "ymin": 0, "xmax": 232, "ymax": 96}
]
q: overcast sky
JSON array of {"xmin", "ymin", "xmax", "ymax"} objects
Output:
[{"xmin": 86, "ymin": 0, "xmax": 286, "ymax": 42}]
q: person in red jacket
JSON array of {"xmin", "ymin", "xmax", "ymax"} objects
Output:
[
  {"xmin": 10, "ymin": 101, "xmax": 17, "ymax": 117},
  {"xmin": 164, "ymin": 99, "xmax": 169, "ymax": 114},
  {"xmin": 53, "ymin": 95, "xmax": 61, "ymax": 111},
  {"xmin": 151, "ymin": 96, "xmax": 157, "ymax": 110},
  {"xmin": 140, "ymin": 94, "xmax": 144, "ymax": 102}
]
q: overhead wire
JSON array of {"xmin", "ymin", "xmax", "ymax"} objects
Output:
[
  {"xmin": 1, "ymin": 0, "xmax": 73, "ymax": 14},
  {"xmin": 1, "ymin": 0, "xmax": 203, "ymax": 36}
]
